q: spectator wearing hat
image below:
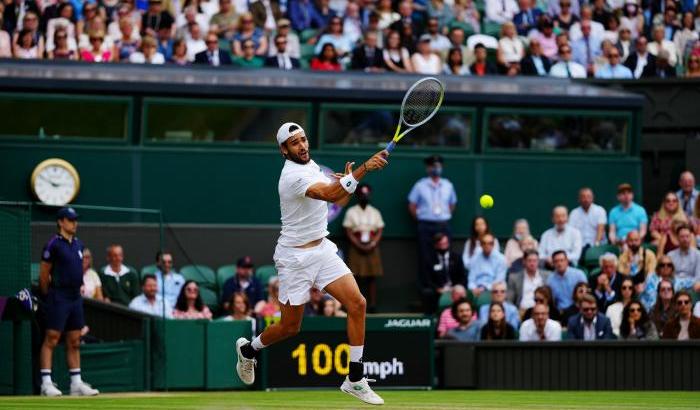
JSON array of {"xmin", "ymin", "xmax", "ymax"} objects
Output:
[
  {"xmin": 267, "ymin": 18, "xmax": 300, "ymax": 59},
  {"xmin": 624, "ymin": 35, "xmax": 657, "ymax": 79},
  {"xmin": 153, "ymin": 250, "xmax": 185, "ymax": 308},
  {"xmin": 194, "ymin": 31, "xmax": 233, "ymax": 65},
  {"xmin": 141, "ymin": 0, "xmax": 174, "ymax": 37},
  {"xmin": 129, "ymin": 35, "xmax": 166, "ymax": 63},
  {"xmin": 412, "ymin": 33, "xmax": 443, "ymax": 74},
  {"xmin": 265, "ymin": 33, "xmax": 301, "ymax": 69},
  {"xmin": 608, "ymin": 183, "xmax": 648, "ymax": 246},
  {"xmin": 343, "ymin": 183, "xmax": 385, "ymax": 312},
  {"xmin": 38, "ymin": 207, "xmax": 99, "ymax": 397},
  {"xmin": 100, "ymin": 244, "xmax": 140, "ymax": 306},
  {"xmin": 469, "ymin": 43, "xmax": 498, "ymax": 75},
  {"xmin": 220, "ymin": 256, "xmax": 264, "ymax": 311},
  {"xmin": 408, "ymin": 155, "xmax": 458, "ymax": 290},
  {"xmin": 615, "ymin": 23, "xmax": 633, "ymax": 61}
]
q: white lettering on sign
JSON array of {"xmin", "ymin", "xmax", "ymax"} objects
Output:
[
  {"xmin": 383, "ymin": 318, "xmax": 432, "ymax": 328},
  {"xmin": 363, "ymin": 358, "xmax": 404, "ymax": 380}
]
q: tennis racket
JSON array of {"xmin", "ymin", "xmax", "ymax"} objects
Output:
[{"xmin": 385, "ymin": 77, "xmax": 445, "ymax": 153}]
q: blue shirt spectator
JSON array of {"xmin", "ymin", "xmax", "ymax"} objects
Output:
[
  {"xmin": 129, "ymin": 274, "xmax": 173, "ymax": 318},
  {"xmin": 220, "ymin": 256, "xmax": 264, "ymax": 309},
  {"xmin": 608, "ymin": 183, "xmax": 648, "ymax": 245},
  {"xmin": 408, "ymin": 158, "xmax": 458, "ymax": 223},
  {"xmin": 288, "ymin": 0, "xmax": 326, "ymax": 31},
  {"xmin": 467, "ymin": 234, "xmax": 507, "ymax": 292},
  {"xmin": 446, "ymin": 321, "xmax": 481, "ymax": 341},
  {"xmin": 547, "ymin": 251, "xmax": 587, "ymax": 311},
  {"xmin": 154, "ymin": 269, "xmax": 185, "ymax": 307},
  {"xmin": 480, "ymin": 299, "xmax": 520, "ymax": 329},
  {"xmin": 513, "ymin": 2, "xmax": 543, "ymax": 36},
  {"xmin": 594, "ymin": 63, "xmax": 633, "ymax": 79}
]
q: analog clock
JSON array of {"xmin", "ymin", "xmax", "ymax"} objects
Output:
[{"xmin": 30, "ymin": 158, "xmax": 80, "ymax": 206}]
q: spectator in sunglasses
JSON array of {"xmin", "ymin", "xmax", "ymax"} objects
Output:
[
  {"xmin": 662, "ymin": 291, "xmax": 700, "ymax": 339},
  {"xmin": 605, "ymin": 277, "xmax": 636, "ymax": 337},
  {"xmin": 650, "ymin": 278, "xmax": 677, "ymax": 336},
  {"xmin": 641, "ymin": 255, "xmax": 676, "ymax": 311},
  {"xmin": 567, "ymin": 294, "xmax": 615, "ymax": 340},
  {"xmin": 620, "ymin": 300, "xmax": 658, "ymax": 340}
]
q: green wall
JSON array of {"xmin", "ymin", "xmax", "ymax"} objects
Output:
[{"xmin": 0, "ymin": 143, "xmax": 641, "ymax": 238}]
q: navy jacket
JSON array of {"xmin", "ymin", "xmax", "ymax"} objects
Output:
[
  {"xmin": 194, "ymin": 49, "xmax": 233, "ymax": 65},
  {"xmin": 567, "ymin": 312, "xmax": 616, "ymax": 340},
  {"xmin": 221, "ymin": 275, "xmax": 264, "ymax": 306}
]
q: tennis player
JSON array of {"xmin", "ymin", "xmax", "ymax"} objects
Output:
[{"xmin": 236, "ymin": 122, "xmax": 388, "ymax": 405}]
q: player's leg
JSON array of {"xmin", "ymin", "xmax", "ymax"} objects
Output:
[
  {"xmin": 39, "ymin": 329, "xmax": 62, "ymax": 396},
  {"xmin": 66, "ymin": 298, "xmax": 98, "ymax": 396}
]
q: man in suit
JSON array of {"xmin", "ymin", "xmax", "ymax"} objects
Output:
[
  {"xmin": 423, "ymin": 232, "xmax": 466, "ymax": 314},
  {"xmin": 643, "ymin": 49, "xmax": 676, "ymax": 78},
  {"xmin": 194, "ymin": 32, "xmax": 232, "ymax": 66},
  {"xmin": 265, "ymin": 34, "xmax": 301, "ymax": 69},
  {"xmin": 520, "ymin": 38, "xmax": 551, "ymax": 76},
  {"xmin": 624, "ymin": 35, "xmax": 656, "ymax": 79},
  {"xmin": 508, "ymin": 249, "xmax": 551, "ymax": 313},
  {"xmin": 567, "ymin": 294, "xmax": 615, "ymax": 340},
  {"xmin": 571, "ymin": 20, "xmax": 602, "ymax": 76},
  {"xmin": 389, "ymin": 0, "xmax": 424, "ymax": 36},
  {"xmin": 350, "ymin": 32, "xmax": 384, "ymax": 72},
  {"xmin": 513, "ymin": 0, "xmax": 543, "ymax": 36},
  {"xmin": 589, "ymin": 253, "xmax": 623, "ymax": 311}
]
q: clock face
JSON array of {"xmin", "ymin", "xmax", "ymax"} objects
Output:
[{"xmin": 31, "ymin": 160, "xmax": 80, "ymax": 206}]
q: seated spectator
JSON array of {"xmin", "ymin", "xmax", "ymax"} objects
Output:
[
  {"xmin": 651, "ymin": 278, "xmax": 677, "ymax": 336},
  {"xmin": 267, "ymin": 19, "xmax": 300, "ymax": 59},
  {"xmin": 128, "ymin": 274, "xmax": 172, "ymax": 318},
  {"xmin": 288, "ymin": 0, "xmax": 325, "ymax": 32},
  {"xmin": 648, "ymin": 24, "xmax": 678, "ymax": 66},
  {"xmin": 383, "ymin": 30, "xmax": 414, "ymax": 73},
  {"xmin": 250, "ymin": 0, "xmax": 283, "ymax": 33},
  {"xmin": 141, "ymin": 0, "xmax": 175, "ymax": 38},
  {"xmin": 519, "ymin": 38, "xmax": 551, "ymax": 76},
  {"xmin": 462, "ymin": 216, "xmax": 500, "ymax": 270},
  {"xmin": 560, "ymin": 281, "xmax": 590, "ymax": 326},
  {"xmin": 233, "ymin": 13, "xmax": 268, "ymax": 56},
  {"xmin": 567, "ymin": 294, "xmax": 615, "ymax": 340},
  {"xmin": 109, "ymin": 5, "xmax": 142, "ymax": 39},
  {"xmin": 624, "ymin": 35, "xmax": 656, "ymax": 79},
  {"xmin": 479, "ymin": 281, "xmax": 520, "ymax": 329},
  {"xmin": 314, "ymin": 16, "xmax": 353, "ymax": 59},
  {"xmin": 210, "ymin": 0, "xmax": 238, "ymax": 39},
  {"xmin": 592, "ymin": 0, "xmax": 613, "ymax": 31},
  {"xmin": 519, "ymin": 303, "xmax": 562, "ymax": 341},
  {"xmin": 14, "ymin": 28, "xmax": 42, "ymax": 59},
  {"xmin": 390, "ymin": 1, "xmax": 423, "ymax": 35},
  {"xmin": 569, "ymin": 5, "xmax": 605, "ymax": 41},
  {"xmin": 233, "ymin": 38, "xmax": 265, "ymax": 66},
  {"xmin": 315, "ymin": 0, "xmax": 337, "ymax": 29},
  {"xmin": 304, "ymin": 287, "xmax": 324, "ymax": 316},
  {"xmin": 170, "ymin": 38, "xmax": 190, "ymax": 65},
  {"xmin": 547, "ymin": 250, "xmax": 588, "ymax": 314},
  {"xmin": 81, "ymin": 248, "xmax": 103, "ymax": 301},
  {"xmin": 645, "ymin": 49, "xmax": 677, "ymax": 78},
  {"xmin": 674, "ymin": 12, "xmax": 697, "ymax": 63},
  {"xmin": 616, "ymin": 24, "xmax": 633, "ymax": 61},
  {"xmin": 650, "ymin": 192, "xmax": 688, "ymax": 247},
  {"xmin": 677, "ymin": 171, "xmax": 698, "ymax": 218},
  {"xmin": 620, "ymin": 0, "xmax": 643, "ymax": 39},
  {"xmin": 412, "ymin": 34, "xmax": 443, "ymax": 74},
  {"xmin": 172, "ymin": 280, "xmax": 213, "ymax": 320},
  {"xmin": 437, "ymin": 284, "xmax": 469, "ymax": 337},
  {"xmin": 221, "ymin": 256, "xmax": 264, "ymax": 310},
  {"xmin": 619, "ymin": 230, "xmax": 657, "ymax": 289},
  {"xmin": 80, "ymin": 30, "xmax": 114, "ymax": 62},
  {"xmin": 0, "ymin": 14, "xmax": 11, "ymax": 58},
  {"xmin": 513, "ymin": 0, "xmax": 543, "ymax": 36},
  {"xmin": 668, "ymin": 225, "xmax": 700, "ymax": 291},
  {"xmin": 266, "ymin": 35, "xmax": 300, "ymax": 69},
  {"xmin": 508, "ymin": 250, "xmax": 551, "ymax": 314},
  {"xmin": 620, "ymin": 300, "xmax": 658, "ymax": 340},
  {"xmin": 100, "ymin": 244, "xmax": 139, "ymax": 306},
  {"xmin": 659, "ymin": 216, "xmax": 689, "ymax": 258},
  {"xmin": 310, "ymin": 42, "xmax": 342, "ymax": 70},
  {"xmin": 319, "ymin": 296, "xmax": 347, "ymax": 317},
  {"xmin": 427, "ymin": 0, "xmax": 454, "ymax": 33},
  {"xmin": 553, "ymin": 0, "xmax": 580, "ymax": 32},
  {"xmin": 469, "ymin": 43, "xmax": 498, "ymax": 75},
  {"xmin": 452, "ymin": 0, "xmax": 480, "ymax": 35},
  {"xmin": 45, "ymin": 3, "xmax": 76, "ymax": 52},
  {"xmin": 156, "ymin": 26, "xmax": 174, "ymax": 61},
  {"xmin": 640, "ymin": 255, "xmax": 675, "ymax": 311},
  {"xmin": 254, "ymin": 276, "xmax": 281, "ymax": 318},
  {"xmin": 194, "ymin": 31, "xmax": 233, "ymax": 65},
  {"xmin": 186, "ymin": 23, "xmax": 207, "ymax": 61},
  {"xmin": 507, "ymin": 235, "xmax": 538, "ymax": 274},
  {"xmin": 694, "ymin": 300, "xmax": 700, "ymax": 318},
  {"xmin": 350, "ymin": 32, "xmax": 384, "ymax": 72},
  {"xmin": 571, "ymin": 20, "xmax": 602, "ymax": 76},
  {"xmin": 530, "ymin": 18, "xmax": 558, "ymax": 60},
  {"xmin": 219, "ymin": 292, "xmax": 256, "ymax": 334},
  {"xmin": 47, "ymin": 27, "xmax": 77, "ymax": 60},
  {"xmin": 424, "ymin": 17, "xmax": 451, "ymax": 53},
  {"xmin": 444, "ymin": 298, "xmax": 480, "ymax": 341},
  {"xmin": 605, "ymin": 277, "xmax": 635, "ymax": 337},
  {"xmin": 608, "ymin": 183, "xmax": 648, "ymax": 246},
  {"xmin": 504, "ymin": 219, "xmax": 537, "ymax": 267},
  {"xmin": 485, "ymin": 0, "xmax": 518, "ymax": 25},
  {"xmin": 114, "ymin": 18, "xmax": 140, "ymax": 62},
  {"xmin": 480, "ymin": 302, "xmax": 517, "ymax": 340},
  {"xmin": 662, "ymin": 290, "xmax": 700, "ymax": 339},
  {"xmin": 425, "ymin": 233, "xmax": 466, "ymax": 313},
  {"xmin": 590, "ymin": 252, "xmax": 623, "ymax": 311},
  {"xmin": 443, "ymin": 47, "xmax": 469, "ymax": 74},
  {"xmin": 595, "ymin": 46, "xmax": 633, "ymax": 78},
  {"xmin": 153, "ymin": 251, "xmax": 185, "ymax": 308},
  {"xmin": 549, "ymin": 44, "xmax": 587, "ymax": 78},
  {"xmin": 129, "ymin": 35, "xmax": 166, "ymax": 63},
  {"xmin": 176, "ymin": 5, "xmax": 210, "ymax": 37},
  {"xmin": 496, "ymin": 22, "xmax": 524, "ymax": 71},
  {"xmin": 539, "ymin": 206, "xmax": 583, "ymax": 268},
  {"xmin": 569, "ymin": 187, "xmax": 607, "ymax": 250},
  {"xmin": 375, "ymin": 0, "xmax": 400, "ymax": 31},
  {"xmin": 468, "ymin": 234, "xmax": 507, "ymax": 298}
]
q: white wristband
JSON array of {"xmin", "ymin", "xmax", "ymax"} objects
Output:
[{"xmin": 339, "ymin": 173, "xmax": 359, "ymax": 194}]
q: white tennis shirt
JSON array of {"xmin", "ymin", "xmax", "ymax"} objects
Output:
[{"xmin": 277, "ymin": 159, "xmax": 330, "ymax": 247}]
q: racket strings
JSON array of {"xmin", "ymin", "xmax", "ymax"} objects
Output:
[{"xmin": 402, "ymin": 81, "xmax": 443, "ymax": 127}]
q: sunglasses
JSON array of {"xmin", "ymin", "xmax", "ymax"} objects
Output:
[
  {"xmin": 582, "ymin": 307, "xmax": 597, "ymax": 312},
  {"xmin": 56, "ymin": 35, "xmax": 68, "ymax": 39},
  {"xmin": 677, "ymin": 299, "xmax": 690, "ymax": 305},
  {"xmin": 186, "ymin": 287, "xmax": 198, "ymax": 292},
  {"xmin": 629, "ymin": 307, "xmax": 641, "ymax": 313},
  {"xmin": 660, "ymin": 287, "xmax": 673, "ymax": 292},
  {"xmin": 561, "ymin": 49, "xmax": 572, "ymax": 54},
  {"xmin": 493, "ymin": 289, "xmax": 505, "ymax": 294},
  {"xmin": 609, "ymin": 54, "xmax": 620, "ymax": 58},
  {"xmin": 90, "ymin": 37, "xmax": 103, "ymax": 42},
  {"xmin": 658, "ymin": 263, "xmax": 673, "ymax": 268},
  {"xmin": 665, "ymin": 198, "xmax": 678, "ymax": 202},
  {"xmin": 622, "ymin": 286, "xmax": 633, "ymax": 290},
  {"xmin": 243, "ymin": 45, "xmax": 254, "ymax": 49},
  {"xmin": 206, "ymin": 40, "xmax": 218, "ymax": 44},
  {"xmin": 534, "ymin": 297, "xmax": 545, "ymax": 303},
  {"xmin": 483, "ymin": 241, "xmax": 495, "ymax": 245}
]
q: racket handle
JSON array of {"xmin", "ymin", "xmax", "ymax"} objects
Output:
[{"xmin": 385, "ymin": 141, "xmax": 396, "ymax": 153}]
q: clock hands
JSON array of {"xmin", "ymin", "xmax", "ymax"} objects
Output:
[{"xmin": 39, "ymin": 174, "xmax": 62, "ymax": 188}]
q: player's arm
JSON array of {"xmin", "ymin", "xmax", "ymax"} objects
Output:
[
  {"xmin": 39, "ymin": 261, "xmax": 52, "ymax": 296},
  {"xmin": 306, "ymin": 150, "xmax": 388, "ymax": 203}
]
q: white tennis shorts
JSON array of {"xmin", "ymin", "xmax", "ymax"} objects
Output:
[{"xmin": 273, "ymin": 238, "xmax": 350, "ymax": 306}]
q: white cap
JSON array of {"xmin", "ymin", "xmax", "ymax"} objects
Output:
[{"xmin": 276, "ymin": 122, "xmax": 305, "ymax": 145}]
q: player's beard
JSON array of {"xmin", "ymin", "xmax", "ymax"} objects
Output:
[{"xmin": 287, "ymin": 149, "xmax": 311, "ymax": 165}]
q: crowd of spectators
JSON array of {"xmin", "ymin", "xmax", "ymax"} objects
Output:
[{"xmin": 3, "ymin": 0, "xmax": 700, "ymax": 77}]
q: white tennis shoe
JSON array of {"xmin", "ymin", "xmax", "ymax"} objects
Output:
[
  {"xmin": 340, "ymin": 376, "xmax": 385, "ymax": 405},
  {"xmin": 236, "ymin": 337, "xmax": 256, "ymax": 385},
  {"xmin": 70, "ymin": 381, "xmax": 99, "ymax": 396},
  {"xmin": 40, "ymin": 382, "xmax": 62, "ymax": 397}
]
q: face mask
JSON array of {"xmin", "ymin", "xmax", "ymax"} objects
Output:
[
  {"xmin": 514, "ymin": 233, "xmax": 524, "ymax": 241},
  {"xmin": 429, "ymin": 166, "xmax": 443, "ymax": 177}
]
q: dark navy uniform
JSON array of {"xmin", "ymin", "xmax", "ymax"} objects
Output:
[{"xmin": 41, "ymin": 234, "xmax": 85, "ymax": 332}]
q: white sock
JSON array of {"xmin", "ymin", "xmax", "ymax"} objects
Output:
[
  {"xmin": 251, "ymin": 336, "xmax": 267, "ymax": 351},
  {"xmin": 350, "ymin": 345, "xmax": 364, "ymax": 362},
  {"xmin": 69, "ymin": 368, "xmax": 82, "ymax": 384},
  {"xmin": 40, "ymin": 369, "xmax": 52, "ymax": 384}
]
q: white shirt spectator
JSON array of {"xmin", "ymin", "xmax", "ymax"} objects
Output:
[
  {"xmin": 583, "ymin": 316, "xmax": 598, "ymax": 340},
  {"xmin": 647, "ymin": 40, "xmax": 678, "ymax": 66},
  {"xmin": 539, "ymin": 225, "xmax": 583, "ymax": 262},
  {"xmin": 485, "ymin": 0, "xmax": 519, "ymax": 24},
  {"xmin": 548, "ymin": 0, "xmax": 580, "ymax": 17},
  {"xmin": 186, "ymin": 37, "xmax": 207, "ymax": 61},
  {"xmin": 694, "ymin": 301, "xmax": 700, "ymax": 318},
  {"xmin": 411, "ymin": 52, "xmax": 442, "ymax": 74},
  {"xmin": 268, "ymin": 32, "xmax": 301, "ymax": 58},
  {"xmin": 667, "ymin": 247, "xmax": 700, "ymax": 290},
  {"xmin": 176, "ymin": 12, "xmax": 210, "ymax": 34},
  {"xmin": 81, "ymin": 269, "xmax": 102, "ymax": 299},
  {"xmin": 201, "ymin": 0, "xmax": 220, "ymax": 17},
  {"xmin": 129, "ymin": 294, "xmax": 173, "ymax": 318},
  {"xmin": 520, "ymin": 271, "xmax": 544, "ymax": 311},
  {"xmin": 377, "ymin": 10, "xmax": 400, "ymax": 30},
  {"xmin": 568, "ymin": 20, "xmax": 605, "ymax": 42},
  {"xmin": 428, "ymin": 33, "xmax": 452, "ymax": 53},
  {"xmin": 129, "ymin": 52, "xmax": 166, "ymax": 64},
  {"xmin": 549, "ymin": 60, "xmax": 587, "ymax": 78},
  {"xmin": 569, "ymin": 204, "xmax": 607, "ymax": 247},
  {"xmin": 519, "ymin": 318, "xmax": 562, "ymax": 341},
  {"xmin": 605, "ymin": 301, "xmax": 623, "ymax": 337},
  {"xmin": 498, "ymin": 36, "xmax": 524, "ymax": 64}
]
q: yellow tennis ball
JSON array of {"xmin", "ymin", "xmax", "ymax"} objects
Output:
[{"xmin": 480, "ymin": 194, "xmax": 494, "ymax": 209}]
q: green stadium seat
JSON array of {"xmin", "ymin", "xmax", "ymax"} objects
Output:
[
  {"xmin": 199, "ymin": 286, "xmax": 219, "ymax": 313},
  {"xmin": 482, "ymin": 21, "xmax": 502, "ymax": 38},
  {"xmin": 475, "ymin": 292, "xmax": 491, "ymax": 308},
  {"xmin": 181, "ymin": 264, "xmax": 217, "ymax": 291},
  {"xmin": 299, "ymin": 29, "xmax": 317, "ymax": 44},
  {"xmin": 31, "ymin": 262, "xmax": 40, "ymax": 284},
  {"xmin": 561, "ymin": 329, "xmax": 568, "ymax": 340},
  {"xmin": 141, "ymin": 264, "xmax": 158, "ymax": 278},
  {"xmin": 588, "ymin": 267, "xmax": 602, "ymax": 278},
  {"xmin": 255, "ymin": 265, "xmax": 277, "ymax": 287},
  {"xmin": 438, "ymin": 292, "xmax": 452, "ymax": 312},
  {"xmin": 582, "ymin": 245, "xmax": 620, "ymax": 271},
  {"xmin": 216, "ymin": 264, "xmax": 237, "ymax": 296}
]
